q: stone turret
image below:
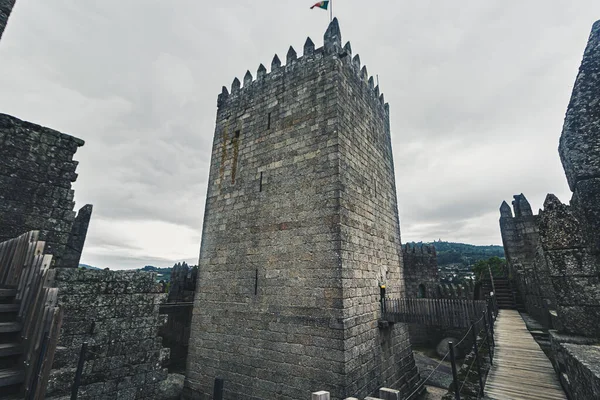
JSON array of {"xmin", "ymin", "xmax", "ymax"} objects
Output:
[{"xmin": 403, "ymin": 243, "xmax": 439, "ymax": 299}]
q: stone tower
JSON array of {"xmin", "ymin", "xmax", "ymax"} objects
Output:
[
  {"xmin": 184, "ymin": 19, "xmax": 420, "ymax": 400},
  {"xmin": 402, "ymin": 243, "xmax": 439, "ymax": 299}
]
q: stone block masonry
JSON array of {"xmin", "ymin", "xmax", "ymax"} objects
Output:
[
  {"xmin": 184, "ymin": 18, "xmax": 420, "ymax": 400},
  {"xmin": 0, "ymin": 113, "xmax": 92, "ymax": 267},
  {"xmin": 45, "ymin": 268, "xmax": 170, "ymax": 399},
  {"xmin": 402, "ymin": 243, "xmax": 439, "ymax": 299},
  {"xmin": 499, "ymin": 194, "xmax": 556, "ymax": 327},
  {"xmin": 499, "ymin": 19, "xmax": 600, "ymax": 400},
  {"xmin": 0, "ymin": 0, "xmax": 16, "ymax": 41}
]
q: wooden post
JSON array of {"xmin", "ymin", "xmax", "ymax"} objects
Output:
[
  {"xmin": 312, "ymin": 391, "xmax": 330, "ymax": 400},
  {"xmin": 70, "ymin": 342, "xmax": 87, "ymax": 400},
  {"xmin": 26, "ymin": 331, "xmax": 48, "ymax": 400},
  {"xmin": 483, "ymin": 314, "xmax": 493, "ymax": 366},
  {"xmin": 448, "ymin": 341, "xmax": 461, "ymax": 400},
  {"xmin": 471, "ymin": 324, "xmax": 484, "ymax": 397},
  {"xmin": 488, "ymin": 308, "xmax": 495, "ymax": 349},
  {"xmin": 213, "ymin": 377, "xmax": 224, "ymax": 400}
]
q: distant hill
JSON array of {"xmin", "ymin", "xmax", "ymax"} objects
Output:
[
  {"xmin": 406, "ymin": 240, "xmax": 505, "ymax": 268},
  {"xmin": 79, "ymin": 263, "xmax": 101, "ymax": 270}
]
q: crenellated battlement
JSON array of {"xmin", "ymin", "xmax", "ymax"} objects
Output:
[
  {"xmin": 216, "ymin": 18, "xmax": 387, "ymax": 114},
  {"xmin": 403, "ymin": 242, "xmax": 437, "ymax": 256}
]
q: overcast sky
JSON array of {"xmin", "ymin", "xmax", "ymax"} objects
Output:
[{"xmin": 0, "ymin": 1, "xmax": 596, "ymax": 269}]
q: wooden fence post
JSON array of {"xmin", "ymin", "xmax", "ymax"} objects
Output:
[
  {"xmin": 448, "ymin": 341, "xmax": 461, "ymax": 400},
  {"xmin": 471, "ymin": 324, "xmax": 484, "ymax": 397},
  {"xmin": 483, "ymin": 314, "xmax": 493, "ymax": 366},
  {"xmin": 71, "ymin": 342, "xmax": 88, "ymax": 400}
]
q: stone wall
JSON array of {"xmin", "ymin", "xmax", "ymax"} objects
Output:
[
  {"xmin": 160, "ymin": 263, "xmax": 197, "ymax": 372},
  {"xmin": 184, "ymin": 18, "xmax": 419, "ymax": 400},
  {"xmin": 402, "ymin": 243, "xmax": 439, "ymax": 299},
  {"xmin": 0, "ymin": 0, "xmax": 16, "ymax": 41},
  {"xmin": 0, "ymin": 113, "xmax": 91, "ymax": 267},
  {"xmin": 499, "ymin": 195, "xmax": 556, "ymax": 326},
  {"xmin": 499, "ymin": 19, "xmax": 600, "ymax": 400},
  {"xmin": 167, "ymin": 263, "xmax": 197, "ymax": 303},
  {"xmin": 548, "ymin": 331, "xmax": 600, "ymax": 400},
  {"xmin": 62, "ymin": 204, "xmax": 93, "ymax": 268},
  {"xmin": 46, "ymin": 268, "xmax": 170, "ymax": 399}
]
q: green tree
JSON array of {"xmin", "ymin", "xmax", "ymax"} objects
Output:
[{"xmin": 472, "ymin": 256, "xmax": 506, "ymax": 280}]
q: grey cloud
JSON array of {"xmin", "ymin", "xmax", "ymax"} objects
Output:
[{"xmin": 1, "ymin": 1, "xmax": 599, "ymax": 268}]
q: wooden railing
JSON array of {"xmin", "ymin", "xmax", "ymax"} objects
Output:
[
  {"xmin": 0, "ymin": 231, "xmax": 63, "ymax": 399},
  {"xmin": 381, "ymin": 297, "xmax": 489, "ymax": 328}
]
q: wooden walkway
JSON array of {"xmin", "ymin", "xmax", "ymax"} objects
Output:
[{"xmin": 485, "ymin": 310, "xmax": 567, "ymax": 400}]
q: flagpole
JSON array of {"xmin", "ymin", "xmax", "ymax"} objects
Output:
[{"xmin": 330, "ymin": 0, "xmax": 333, "ymax": 22}]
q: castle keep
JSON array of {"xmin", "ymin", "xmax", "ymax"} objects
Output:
[{"xmin": 184, "ymin": 19, "xmax": 420, "ymax": 400}]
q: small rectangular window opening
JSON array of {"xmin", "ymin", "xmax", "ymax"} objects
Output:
[
  {"xmin": 254, "ymin": 268, "xmax": 258, "ymax": 295},
  {"xmin": 259, "ymin": 172, "xmax": 263, "ymax": 192},
  {"xmin": 267, "ymin": 113, "xmax": 271, "ymax": 129}
]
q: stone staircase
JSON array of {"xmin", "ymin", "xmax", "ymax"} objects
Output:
[
  {"xmin": 0, "ymin": 286, "xmax": 24, "ymax": 398},
  {"xmin": 482, "ymin": 278, "xmax": 523, "ymax": 310}
]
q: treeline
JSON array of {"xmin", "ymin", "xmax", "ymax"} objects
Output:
[
  {"xmin": 141, "ymin": 261, "xmax": 198, "ymax": 282},
  {"xmin": 406, "ymin": 240, "xmax": 505, "ymax": 267}
]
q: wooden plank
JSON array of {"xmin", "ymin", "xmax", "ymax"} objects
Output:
[
  {"xmin": 32, "ymin": 307, "xmax": 63, "ymax": 400},
  {"xmin": 0, "ymin": 322, "xmax": 22, "ymax": 333},
  {"xmin": 484, "ymin": 310, "xmax": 567, "ymax": 400}
]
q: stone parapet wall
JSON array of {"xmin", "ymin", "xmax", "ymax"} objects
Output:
[
  {"xmin": 46, "ymin": 268, "xmax": 170, "ymax": 399},
  {"xmin": 167, "ymin": 263, "xmax": 197, "ymax": 303},
  {"xmin": 499, "ymin": 195, "xmax": 556, "ymax": 326},
  {"xmin": 0, "ymin": 113, "xmax": 90, "ymax": 267},
  {"xmin": 62, "ymin": 204, "xmax": 93, "ymax": 268},
  {"xmin": 548, "ymin": 331, "xmax": 600, "ymax": 400}
]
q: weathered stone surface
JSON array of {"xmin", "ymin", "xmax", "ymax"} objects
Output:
[
  {"xmin": 512, "ymin": 193, "xmax": 533, "ymax": 217},
  {"xmin": 545, "ymin": 248, "xmax": 599, "ymax": 277},
  {"xmin": 160, "ymin": 263, "xmax": 197, "ymax": 372},
  {"xmin": 571, "ymin": 177, "xmax": 600, "ymax": 251},
  {"xmin": 379, "ymin": 387, "xmax": 400, "ymax": 400},
  {"xmin": 559, "ymin": 20, "xmax": 600, "ymax": 191},
  {"xmin": 183, "ymin": 18, "xmax": 419, "ymax": 400},
  {"xmin": 0, "ymin": 0, "xmax": 16, "ymax": 41},
  {"xmin": 46, "ymin": 269, "xmax": 170, "ymax": 399},
  {"xmin": 0, "ymin": 113, "xmax": 90, "ymax": 267},
  {"xmin": 538, "ymin": 194, "xmax": 586, "ymax": 251},
  {"xmin": 62, "ymin": 204, "xmax": 93, "ymax": 268},
  {"xmin": 402, "ymin": 243, "xmax": 438, "ymax": 299},
  {"xmin": 158, "ymin": 373, "xmax": 185, "ymax": 400},
  {"xmin": 549, "ymin": 331, "xmax": 600, "ymax": 400},
  {"xmin": 499, "ymin": 193, "xmax": 556, "ymax": 326}
]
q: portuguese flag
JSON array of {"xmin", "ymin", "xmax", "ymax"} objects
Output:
[{"xmin": 310, "ymin": 1, "xmax": 329, "ymax": 10}]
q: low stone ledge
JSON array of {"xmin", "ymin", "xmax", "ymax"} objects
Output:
[{"xmin": 549, "ymin": 330, "xmax": 600, "ymax": 399}]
